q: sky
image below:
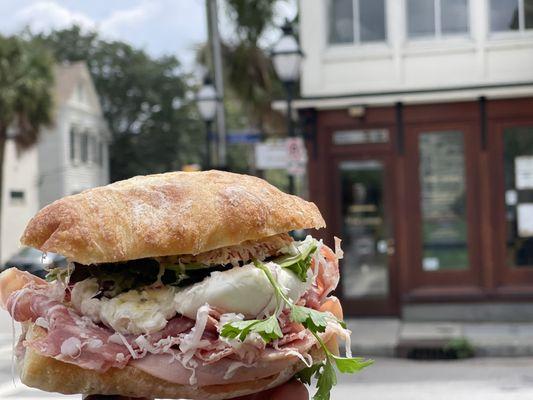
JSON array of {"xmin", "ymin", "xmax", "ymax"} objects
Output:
[{"xmin": 0, "ymin": 0, "xmax": 297, "ymax": 70}]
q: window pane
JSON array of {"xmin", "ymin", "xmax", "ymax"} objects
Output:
[
  {"xmin": 340, "ymin": 160, "xmax": 389, "ymax": 299},
  {"xmin": 503, "ymin": 127, "xmax": 533, "ymax": 268},
  {"xmin": 490, "ymin": 0, "xmax": 519, "ymax": 32},
  {"xmin": 407, "ymin": 0, "xmax": 436, "ymax": 38},
  {"xmin": 359, "ymin": 0, "xmax": 386, "ymax": 42},
  {"xmin": 441, "ymin": 0, "xmax": 469, "ymax": 34},
  {"xmin": 526, "ymin": 0, "xmax": 533, "ymax": 29},
  {"xmin": 70, "ymin": 127, "xmax": 76, "ymax": 161},
  {"xmin": 329, "ymin": 0, "xmax": 354, "ymax": 44},
  {"xmin": 81, "ymin": 134, "xmax": 88, "ymax": 163},
  {"xmin": 419, "ymin": 131, "xmax": 469, "ymax": 271}
]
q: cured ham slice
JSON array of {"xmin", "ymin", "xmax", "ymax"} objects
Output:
[{"xmin": 8, "ymin": 291, "xmax": 130, "ymax": 371}]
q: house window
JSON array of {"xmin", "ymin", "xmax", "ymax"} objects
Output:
[
  {"xmin": 10, "ymin": 191, "xmax": 25, "ymax": 205},
  {"xmin": 98, "ymin": 141, "xmax": 104, "ymax": 166},
  {"xmin": 407, "ymin": 0, "xmax": 469, "ymax": 39},
  {"xmin": 328, "ymin": 0, "xmax": 386, "ymax": 44},
  {"xmin": 89, "ymin": 136, "xmax": 97, "ymax": 163},
  {"xmin": 81, "ymin": 133, "xmax": 88, "ymax": 163},
  {"xmin": 70, "ymin": 127, "xmax": 76, "ymax": 161},
  {"xmin": 489, "ymin": 0, "xmax": 533, "ymax": 32}
]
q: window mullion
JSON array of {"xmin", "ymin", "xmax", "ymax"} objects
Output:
[
  {"xmin": 518, "ymin": 0, "xmax": 525, "ymax": 31},
  {"xmin": 435, "ymin": 0, "xmax": 442, "ymax": 38},
  {"xmin": 353, "ymin": 0, "xmax": 360, "ymax": 43}
]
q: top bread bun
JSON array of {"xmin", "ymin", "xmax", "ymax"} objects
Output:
[{"xmin": 21, "ymin": 170, "xmax": 325, "ymax": 264}]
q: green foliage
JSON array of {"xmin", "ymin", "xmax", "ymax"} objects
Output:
[
  {"xmin": 0, "ymin": 35, "xmax": 54, "ymax": 149},
  {"xmin": 32, "ymin": 26, "xmax": 205, "ymax": 181},
  {"xmin": 445, "ymin": 338, "xmax": 475, "ymax": 359}
]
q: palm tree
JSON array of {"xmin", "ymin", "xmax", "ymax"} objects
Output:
[
  {"xmin": 199, "ymin": 0, "xmax": 286, "ymax": 134},
  {"xmin": 0, "ymin": 35, "xmax": 54, "ymax": 256}
]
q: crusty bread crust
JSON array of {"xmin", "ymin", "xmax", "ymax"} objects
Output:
[
  {"xmin": 19, "ymin": 324, "xmax": 329, "ymax": 399},
  {"xmin": 20, "ymin": 171, "xmax": 325, "ymax": 264}
]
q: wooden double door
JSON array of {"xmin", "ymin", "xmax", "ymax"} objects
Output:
[{"xmin": 314, "ymin": 98, "xmax": 533, "ymax": 316}]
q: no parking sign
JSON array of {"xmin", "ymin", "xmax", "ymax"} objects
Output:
[{"xmin": 286, "ymin": 137, "xmax": 307, "ymax": 176}]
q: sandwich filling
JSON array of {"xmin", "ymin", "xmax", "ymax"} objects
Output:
[{"xmin": 0, "ymin": 234, "xmax": 371, "ymax": 398}]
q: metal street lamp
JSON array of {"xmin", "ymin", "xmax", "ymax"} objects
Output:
[
  {"xmin": 196, "ymin": 77, "xmax": 217, "ymax": 170},
  {"xmin": 271, "ymin": 20, "xmax": 304, "ymax": 194}
]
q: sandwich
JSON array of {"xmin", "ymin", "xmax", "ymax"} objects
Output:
[{"xmin": 0, "ymin": 170, "xmax": 372, "ymax": 399}]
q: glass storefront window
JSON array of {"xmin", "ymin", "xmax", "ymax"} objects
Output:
[
  {"xmin": 503, "ymin": 126, "xmax": 533, "ymax": 268},
  {"xmin": 340, "ymin": 160, "xmax": 390, "ymax": 299},
  {"xmin": 419, "ymin": 131, "xmax": 469, "ymax": 271}
]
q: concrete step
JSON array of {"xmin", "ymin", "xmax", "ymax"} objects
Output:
[
  {"xmin": 346, "ymin": 318, "xmax": 533, "ymax": 358},
  {"xmin": 403, "ymin": 303, "xmax": 533, "ymax": 322}
]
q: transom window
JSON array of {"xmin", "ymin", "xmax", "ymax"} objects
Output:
[
  {"xmin": 407, "ymin": 0, "xmax": 469, "ymax": 39},
  {"xmin": 489, "ymin": 0, "xmax": 533, "ymax": 32},
  {"xmin": 328, "ymin": 0, "xmax": 386, "ymax": 45}
]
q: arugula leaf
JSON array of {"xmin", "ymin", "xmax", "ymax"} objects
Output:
[
  {"xmin": 220, "ymin": 314, "xmax": 282, "ymax": 343},
  {"xmin": 273, "ymin": 240, "xmax": 317, "ymax": 282}
]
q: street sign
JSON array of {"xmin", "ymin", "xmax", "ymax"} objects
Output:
[
  {"xmin": 255, "ymin": 140, "xmax": 289, "ymax": 169},
  {"xmin": 254, "ymin": 138, "xmax": 308, "ymax": 175},
  {"xmin": 286, "ymin": 137, "xmax": 307, "ymax": 176},
  {"xmin": 227, "ymin": 131, "xmax": 262, "ymax": 144}
]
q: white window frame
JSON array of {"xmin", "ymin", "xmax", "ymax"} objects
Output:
[
  {"xmin": 488, "ymin": 0, "xmax": 532, "ymax": 36},
  {"xmin": 406, "ymin": 0, "xmax": 470, "ymax": 40},
  {"xmin": 328, "ymin": 0, "xmax": 388, "ymax": 45}
]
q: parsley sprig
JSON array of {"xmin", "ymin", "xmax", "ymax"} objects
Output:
[
  {"xmin": 220, "ymin": 314, "xmax": 282, "ymax": 343},
  {"xmin": 257, "ymin": 260, "xmax": 373, "ymax": 399},
  {"xmin": 273, "ymin": 238, "xmax": 317, "ymax": 282}
]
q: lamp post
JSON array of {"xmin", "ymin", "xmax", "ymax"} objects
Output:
[
  {"xmin": 196, "ymin": 77, "xmax": 217, "ymax": 170},
  {"xmin": 271, "ymin": 20, "xmax": 303, "ymax": 194}
]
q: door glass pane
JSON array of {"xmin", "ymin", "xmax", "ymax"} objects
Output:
[
  {"xmin": 340, "ymin": 160, "xmax": 389, "ymax": 299},
  {"xmin": 490, "ymin": 0, "xmax": 519, "ymax": 32},
  {"xmin": 526, "ymin": 0, "xmax": 533, "ymax": 29},
  {"xmin": 329, "ymin": 0, "xmax": 354, "ymax": 44},
  {"xmin": 359, "ymin": 0, "xmax": 386, "ymax": 42},
  {"xmin": 407, "ymin": 0, "xmax": 436, "ymax": 38},
  {"xmin": 419, "ymin": 131, "xmax": 469, "ymax": 271},
  {"xmin": 441, "ymin": 0, "xmax": 469, "ymax": 34},
  {"xmin": 503, "ymin": 126, "xmax": 533, "ymax": 268}
]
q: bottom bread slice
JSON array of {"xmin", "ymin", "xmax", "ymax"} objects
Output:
[{"xmin": 18, "ymin": 324, "xmax": 330, "ymax": 399}]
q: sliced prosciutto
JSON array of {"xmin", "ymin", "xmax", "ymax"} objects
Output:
[{"xmin": 7, "ymin": 289, "xmax": 130, "ymax": 371}]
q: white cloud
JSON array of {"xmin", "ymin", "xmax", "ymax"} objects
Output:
[
  {"xmin": 12, "ymin": 1, "xmax": 95, "ymax": 33},
  {"xmin": 99, "ymin": 1, "xmax": 157, "ymax": 37}
]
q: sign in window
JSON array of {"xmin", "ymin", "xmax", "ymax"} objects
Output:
[
  {"xmin": 419, "ymin": 131, "xmax": 469, "ymax": 271},
  {"xmin": 503, "ymin": 126, "xmax": 533, "ymax": 267}
]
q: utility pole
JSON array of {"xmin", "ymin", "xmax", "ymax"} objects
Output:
[{"xmin": 206, "ymin": 0, "xmax": 226, "ymax": 168}]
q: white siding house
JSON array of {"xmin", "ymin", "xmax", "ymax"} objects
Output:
[{"xmin": 1, "ymin": 62, "xmax": 109, "ymax": 262}]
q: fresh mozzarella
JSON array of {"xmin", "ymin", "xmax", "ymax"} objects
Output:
[
  {"xmin": 173, "ymin": 262, "xmax": 311, "ymax": 319},
  {"xmin": 70, "ymin": 278, "xmax": 102, "ymax": 322},
  {"xmin": 71, "ymin": 279, "xmax": 176, "ymax": 335},
  {"xmin": 100, "ymin": 286, "xmax": 176, "ymax": 335}
]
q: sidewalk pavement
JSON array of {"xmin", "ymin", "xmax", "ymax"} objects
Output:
[{"xmin": 346, "ymin": 318, "xmax": 533, "ymax": 358}]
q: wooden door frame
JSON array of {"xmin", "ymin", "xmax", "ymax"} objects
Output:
[
  {"xmin": 489, "ymin": 116, "xmax": 533, "ymax": 295},
  {"xmin": 403, "ymin": 118, "xmax": 484, "ymax": 297},
  {"xmin": 329, "ymin": 152, "xmax": 400, "ymax": 316}
]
